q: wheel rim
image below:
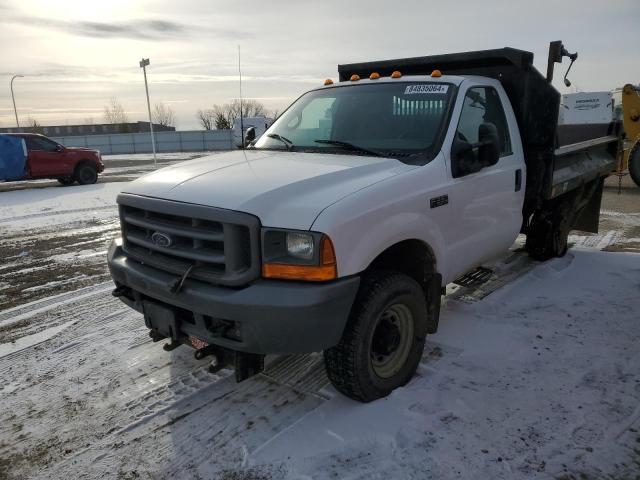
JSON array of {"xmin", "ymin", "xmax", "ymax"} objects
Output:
[
  {"xmin": 370, "ymin": 303, "xmax": 414, "ymax": 379},
  {"xmin": 80, "ymin": 168, "xmax": 95, "ymax": 183}
]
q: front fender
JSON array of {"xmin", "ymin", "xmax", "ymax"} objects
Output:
[{"xmin": 311, "ymin": 158, "xmax": 454, "ymax": 282}]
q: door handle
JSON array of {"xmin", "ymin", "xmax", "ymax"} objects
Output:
[{"xmin": 515, "ymin": 169, "xmax": 522, "ymax": 192}]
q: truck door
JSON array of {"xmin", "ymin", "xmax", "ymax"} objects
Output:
[
  {"xmin": 444, "ymin": 84, "xmax": 525, "ymax": 278},
  {"xmin": 25, "ymin": 136, "xmax": 68, "ymax": 178}
]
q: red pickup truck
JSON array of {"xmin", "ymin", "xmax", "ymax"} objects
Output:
[{"xmin": 5, "ymin": 133, "xmax": 104, "ymax": 185}]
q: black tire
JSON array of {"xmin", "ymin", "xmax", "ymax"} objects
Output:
[
  {"xmin": 74, "ymin": 163, "xmax": 98, "ymax": 185},
  {"xmin": 526, "ymin": 212, "xmax": 569, "ymax": 261},
  {"xmin": 629, "ymin": 145, "xmax": 640, "ymax": 188},
  {"xmin": 324, "ymin": 271, "xmax": 428, "ymax": 402},
  {"xmin": 57, "ymin": 177, "xmax": 75, "ymax": 186}
]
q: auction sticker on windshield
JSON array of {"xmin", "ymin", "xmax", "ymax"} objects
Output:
[{"xmin": 404, "ymin": 84, "xmax": 449, "ymax": 94}]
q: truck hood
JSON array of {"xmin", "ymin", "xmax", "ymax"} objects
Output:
[{"xmin": 121, "ymin": 150, "xmax": 415, "ymax": 230}]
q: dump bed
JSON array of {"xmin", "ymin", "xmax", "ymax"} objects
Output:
[{"xmin": 338, "ymin": 47, "xmax": 620, "ymax": 219}]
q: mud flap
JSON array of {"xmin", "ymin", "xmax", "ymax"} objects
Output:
[
  {"xmin": 426, "ymin": 272, "xmax": 442, "ymax": 334},
  {"xmin": 572, "ymin": 177, "xmax": 604, "ymax": 233}
]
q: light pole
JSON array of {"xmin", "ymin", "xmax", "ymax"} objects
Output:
[
  {"xmin": 139, "ymin": 58, "xmax": 157, "ymax": 167},
  {"xmin": 11, "ymin": 75, "xmax": 24, "ymax": 128}
]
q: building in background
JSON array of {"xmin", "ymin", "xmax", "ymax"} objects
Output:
[{"xmin": 0, "ymin": 121, "xmax": 175, "ymax": 137}]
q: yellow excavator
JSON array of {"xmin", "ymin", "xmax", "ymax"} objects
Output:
[{"xmin": 618, "ymin": 84, "xmax": 640, "ymax": 187}]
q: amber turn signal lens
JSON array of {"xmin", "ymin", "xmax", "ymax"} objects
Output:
[
  {"xmin": 262, "ymin": 236, "xmax": 338, "ymax": 281},
  {"xmin": 320, "ymin": 236, "xmax": 336, "ymax": 266},
  {"xmin": 431, "ymin": 69, "xmax": 442, "ymax": 77},
  {"xmin": 324, "ymin": 78, "xmax": 334, "ymax": 85},
  {"xmin": 369, "ymin": 72, "xmax": 380, "ymax": 80},
  {"xmin": 391, "ymin": 71, "xmax": 402, "ymax": 78},
  {"xmin": 350, "ymin": 74, "xmax": 360, "ymax": 81},
  {"xmin": 262, "ymin": 263, "xmax": 337, "ymax": 281}
]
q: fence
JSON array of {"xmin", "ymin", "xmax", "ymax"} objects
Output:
[{"xmin": 51, "ymin": 130, "xmax": 234, "ymax": 155}]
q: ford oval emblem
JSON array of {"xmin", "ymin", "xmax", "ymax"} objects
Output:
[{"xmin": 151, "ymin": 232, "xmax": 173, "ymax": 247}]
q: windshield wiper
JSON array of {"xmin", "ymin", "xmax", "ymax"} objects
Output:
[
  {"xmin": 267, "ymin": 133, "xmax": 294, "ymax": 151},
  {"xmin": 314, "ymin": 139, "xmax": 384, "ymax": 157}
]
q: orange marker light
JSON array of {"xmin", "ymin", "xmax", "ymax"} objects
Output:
[
  {"xmin": 350, "ymin": 74, "xmax": 360, "ymax": 81},
  {"xmin": 431, "ymin": 69, "xmax": 442, "ymax": 78},
  {"xmin": 369, "ymin": 72, "xmax": 380, "ymax": 80},
  {"xmin": 324, "ymin": 78, "xmax": 334, "ymax": 85},
  {"xmin": 391, "ymin": 71, "xmax": 402, "ymax": 78}
]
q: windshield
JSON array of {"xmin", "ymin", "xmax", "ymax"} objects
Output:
[{"xmin": 253, "ymin": 81, "xmax": 455, "ymax": 163}]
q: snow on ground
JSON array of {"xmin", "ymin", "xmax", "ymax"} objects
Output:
[
  {"xmin": 0, "ymin": 249, "xmax": 638, "ymax": 480},
  {"xmin": 0, "ymin": 183, "xmax": 122, "ymax": 231},
  {"xmin": 101, "ymin": 152, "xmax": 220, "ymax": 162},
  {"xmin": 0, "ymin": 157, "xmax": 638, "ymax": 479}
]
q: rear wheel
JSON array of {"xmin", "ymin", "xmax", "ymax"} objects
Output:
[
  {"xmin": 324, "ymin": 271, "xmax": 428, "ymax": 402},
  {"xmin": 525, "ymin": 211, "xmax": 569, "ymax": 261},
  {"xmin": 629, "ymin": 145, "xmax": 640, "ymax": 188},
  {"xmin": 57, "ymin": 177, "xmax": 75, "ymax": 186},
  {"xmin": 74, "ymin": 163, "xmax": 98, "ymax": 185}
]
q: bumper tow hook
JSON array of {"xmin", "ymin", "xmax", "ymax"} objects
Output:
[
  {"xmin": 111, "ymin": 286, "xmax": 130, "ymax": 298},
  {"xmin": 162, "ymin": 340, "xmax": 181, "ymax": 352},
  {"xmin": 194, "ymin": 345, "xmax": 217, "ymax": 361}
]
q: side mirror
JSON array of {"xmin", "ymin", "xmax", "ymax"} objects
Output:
[
  {"xmin": 55, "ymin": 144, "xmax": 64, "ymax": 152},
  {"xmin": 477, "ymin": 122, "xmax": 499, "ymax": 167},
  {"xmin": 450, "ymin": 122, "xmax": 499, "ymax": 178},
  {"xmin": 244, "ymin": 127, "xmax": 256, "ymax": 146}
]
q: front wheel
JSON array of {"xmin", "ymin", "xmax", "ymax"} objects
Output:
[
  {"xmin": 324, "ymin": 271, "xmax": 428, "ymax": 402},
  {"xmin": 74, "ymin": 164, "xmax": 98, "ymax": 185}
]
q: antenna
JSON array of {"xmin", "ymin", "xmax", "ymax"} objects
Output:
[{"xmin": 238, "ymin": 45, "xmax": 244, "ymax": 147}]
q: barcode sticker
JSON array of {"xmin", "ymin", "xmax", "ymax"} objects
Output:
[{"xmin": 404, "ymin": 84, "xmax": 449, "ymax": 95}]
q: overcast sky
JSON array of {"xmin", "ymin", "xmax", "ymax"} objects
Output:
[{"xmin": 0, "ymin": 0, "xmax": 638, "ymax": 130}]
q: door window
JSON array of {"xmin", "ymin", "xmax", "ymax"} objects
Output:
[
  {"xmin": 455, "ymin": 87, "xmax": 512, "ymax": 156},
  {"xmin": 26, "ymin": 136, "xmax": 59, "ymax": 152}
]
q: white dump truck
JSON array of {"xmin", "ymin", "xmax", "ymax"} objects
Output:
[{"xmin": 108, "ymin": 42, "xmax": 620, "ymax": 402}]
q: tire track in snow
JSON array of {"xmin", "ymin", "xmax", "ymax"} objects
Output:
[
  {"xmin": 0, "ymin": 205, "xmax": 117, "ymax": 224},
  {"xmin": 0, "ymin": 289, "xmax": 333, "ymax": 480}
]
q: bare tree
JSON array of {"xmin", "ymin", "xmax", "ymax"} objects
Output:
[
  {"xmin": 104, "ymin": 97, "xmax": 129, "ymax": 128},
  {"xmin": 196, "ymin": 109, "xmax": 215, "ymax": 130},
  {"xmin": 197, "ymin": 99, "xmax": 269, "ymax": 131},
  {"xmin": 152, "ymin": 102, "xmax": 176, "ymax": 127}
]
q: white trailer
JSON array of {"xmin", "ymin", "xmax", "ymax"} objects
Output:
[{"xmin": 232, "ymin": 116, "xmax": 274, "ymax": 148}]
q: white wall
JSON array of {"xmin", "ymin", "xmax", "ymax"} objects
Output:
[{"xmin": 52, "ymin": 130, "xmax": 234, "ymax": 155}]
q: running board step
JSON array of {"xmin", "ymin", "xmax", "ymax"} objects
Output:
[{"xmin": 453, "ymin": 266, "xmax": 494, "ymax": 288}]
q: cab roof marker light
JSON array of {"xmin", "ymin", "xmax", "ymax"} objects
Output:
[
  {"xmin": 350, "ymin": 74, "xmax": 360, "ymax": 81},
  {"xmin": 369, "ymin": 72, "xmax": 380, "ymax": 80},
  {"xmin": 431, "ymin": 69, "xmax": 442, "ymax": 77},
  {"xmin": 324, "ymin": 78, "xmax": 334, "ymax": 85},
  {"xmin": 391, "ymin": 71, "xmax": 402, "ymax": 78}
]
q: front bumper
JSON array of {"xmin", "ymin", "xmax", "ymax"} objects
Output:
[{"xmin": 107, "ymin": 239, "xmax": 360, "ymax": 355}]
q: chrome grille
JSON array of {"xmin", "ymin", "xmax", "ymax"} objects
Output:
[{"xmin": 118, "ymin": 194, "xmax": 261, "ymax": 287}]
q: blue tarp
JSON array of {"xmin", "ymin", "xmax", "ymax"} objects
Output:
[{"xmin": 0, "ymin": 134, "xmax": 27, "ymax": 181}]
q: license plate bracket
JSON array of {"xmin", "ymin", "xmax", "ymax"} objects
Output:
[{"xmin": 142, "ymin": 300, "xmax": 180, "ymax": 341}]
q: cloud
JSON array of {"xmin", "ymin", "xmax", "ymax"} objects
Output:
[{"xmin": 0, "ymin": 14, "xmax": 204, "ymax": 41}]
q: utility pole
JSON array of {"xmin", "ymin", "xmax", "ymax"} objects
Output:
[
  {"xmin": 139, "ymin": 58, "xmax": 157, "ymax": 167},
  {"xmin": 11, "ymin": 75, "xmax": 24, "ymax": 128},
  {"xmin": 238, "ymin": 45, "xmax": 244, "ymax": 147}
]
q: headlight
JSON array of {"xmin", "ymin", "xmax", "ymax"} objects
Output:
[
  {"xmin": 262, "ymin": 228, "xmax": 337, "ymax": 281},
  {"xmin": 286, "ymin": 232, "xmax": 314, "ymax": 260}
]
